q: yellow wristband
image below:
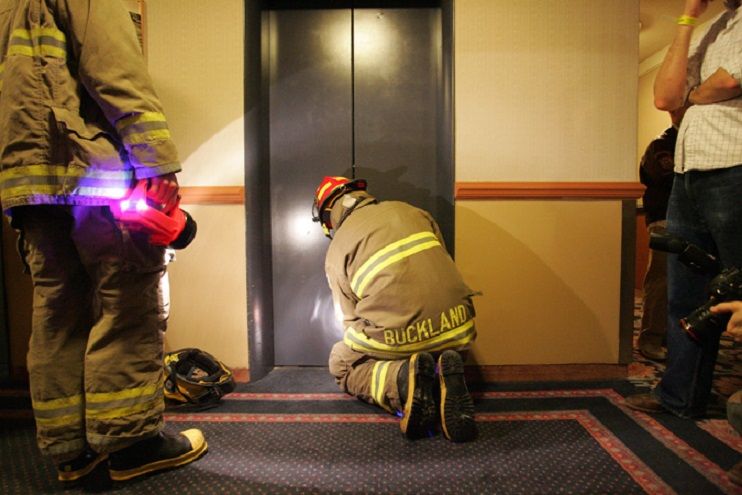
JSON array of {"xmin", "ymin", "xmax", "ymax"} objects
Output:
[{"xmin": 677, "ymin": 15, "xmax": 697, "ymax": 26}]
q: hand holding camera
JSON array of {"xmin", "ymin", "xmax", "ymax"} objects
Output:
[
  {"xmin": 649, "ymin": 232, "xmax": 742, "ymax": 341},
  {"xmin": 710, "ymin": 301, "xmax": 742, "ymax": 341}
]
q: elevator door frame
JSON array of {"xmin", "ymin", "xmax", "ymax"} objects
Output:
[{"xmin": 244, "ymin": 0, "xmax": 454, "ymax": 381}]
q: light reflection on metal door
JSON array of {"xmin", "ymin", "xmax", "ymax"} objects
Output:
[{"xmin": 268, "ymin": 7, "xmax": 451, "ymax": 365}]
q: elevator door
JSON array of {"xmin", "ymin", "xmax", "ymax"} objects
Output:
[{"xmin": 268, "ymin": 7, "xmax": 451, "ymax": 366}]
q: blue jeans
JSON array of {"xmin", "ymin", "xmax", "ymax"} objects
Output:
[{"xmin": 653, "ymin": 165, "xmax": 742, "ymax": 418}]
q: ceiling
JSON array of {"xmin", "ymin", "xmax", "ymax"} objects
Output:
[{"xmin": 639, "ymin": 0, "xmax": 726, "ymax": 62}]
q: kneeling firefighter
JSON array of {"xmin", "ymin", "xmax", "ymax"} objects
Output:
[{"xmin": 312, "ymin": 176, "xmax": 480, "ymax": 442}]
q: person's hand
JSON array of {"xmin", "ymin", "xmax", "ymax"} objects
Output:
[
  {"xmin": 684, "ymin": 0, "xmax": 713, "ymax": 18},
  {"xmin": 710, "ymin": 301, "xmax": 742, "ymax": 341},
  {"xmin": 146, "ymin": 173, "xmax": 180, "ymax": 213}
]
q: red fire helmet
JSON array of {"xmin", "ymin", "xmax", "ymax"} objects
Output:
[{"xmin": 311, "ymin": 176, "xmax": 367, "ymax": 236}]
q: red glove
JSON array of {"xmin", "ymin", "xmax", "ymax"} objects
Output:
[{"xmin": 110, "ymin": 181, "xmax": 186, "ymax": 246}]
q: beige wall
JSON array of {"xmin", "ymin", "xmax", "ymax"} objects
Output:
[
  {"xmin": 165, "ymin": 204, "xmax": 247, "ymax": 367},
  {"xmin": 457, "ymin": 201, "xmax": 622, "ymax": 364},
  {"xmin": 146, "ymin": 0, "xmax": 247, "ymax": 369},
  {"xmin": 638, "ymin": 66, "xmax": 671, "ymax": 166},
  {"xmin": 455, "ymin": 0, "xmax": 638, "ymax": 181},
  {"xmin": 453, "ymin": 0, "xmax": 638, "ymax": 365}
]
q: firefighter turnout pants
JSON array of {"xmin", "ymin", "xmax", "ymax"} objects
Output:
[
  {"xmin": 329, "ymin": 342, "xmax": 407, "ymax": 413},
  {"xmin": 16, "ymin": 205, "xmax": 167, "ymax": 458}
]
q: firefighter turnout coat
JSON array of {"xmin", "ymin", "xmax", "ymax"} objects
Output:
[
  {"xmin": 325, "ymin": 193, "xmax": 478, "ymax": 361},
  {"xmin": 0, "ymin": 0, "xmax": 180, "ymax": 210}
]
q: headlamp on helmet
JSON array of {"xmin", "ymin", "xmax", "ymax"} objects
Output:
[{"xmin": 311, "ymin": 176, "xmax": 367, "ymax": 238}]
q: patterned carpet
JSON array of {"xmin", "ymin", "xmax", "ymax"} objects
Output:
[{"xmin": 0, "ymin": 296, "xmax": 740, "ymax": 494}]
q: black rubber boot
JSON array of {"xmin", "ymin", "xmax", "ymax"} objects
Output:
[
  {"xmin": 56, "ymin": 446, "xmax": 108, "ymax": 485},
  {"xmin": 398, "ymin": 352, "xmax": 437, "ymax": 439},
  {"xmin": 438, "ymin": 350, "xmax": 477, "ymax": 442},
  {"xmin": 108, "ymin": 429, "xmax": 207, "ymax": 481}
]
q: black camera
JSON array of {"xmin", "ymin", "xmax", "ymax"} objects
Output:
[{"xmin": 649, "ymin": 233, "xmax": 742, "ymax": 341}]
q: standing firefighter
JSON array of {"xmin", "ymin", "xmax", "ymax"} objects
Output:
[
  {"xmin": 312, "ymin": 176, "xmax": 479, "ymax": 442},
  {"xmin": 0, "ymin": 0, "xmax": 206, "ymax": 486}
]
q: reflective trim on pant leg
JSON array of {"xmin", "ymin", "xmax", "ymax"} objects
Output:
[
  {"xmin": 86, "ymin": 383, "xmax": 165, "ymax": 421},
  {"xmin": 32, "ymin": 393, "xmax": 84, "ymax": 428},
  {"xmin": 370, "ymin": 361, "xmax": 395, "ymax": 414}
]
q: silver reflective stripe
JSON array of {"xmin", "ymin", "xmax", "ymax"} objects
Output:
[{"xmin": 32, "ymin": 393, "xmax": 84, "ymax": 428}]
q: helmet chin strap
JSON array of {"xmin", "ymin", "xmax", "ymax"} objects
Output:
[{"xmin": 328, "ymin": 193, "xmax": 379, "ymax": 239}]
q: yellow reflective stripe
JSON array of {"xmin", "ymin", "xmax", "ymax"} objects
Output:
[
  {"xmin": 316, "ymin": 182, "xmax": 335, "ymax": 201},
  {"xmin": 316, "ymin": 177, "xmax": 348, "ymax": 203},
  {"xmin": 31, "ymin": 393, "xmax": 82, "ymax": 411},
  {"xmin": 86, "ymin": 382, "xmax": 162, "ymax": 420},
  {"xmin": 351, "ymin": 232, "xmax": 435, "ymax": 289},
  {"xmin": 13, "ymin": 27, "xmax": 66, "ymax": 43},
  {"xmin": 0, "ymin": 184, "xmax": 127, "ymax": 201},
  {"xmin": 116, "ymin": 111, "xmax": 167, "ymax": 129},
  {"xmin": 356, "ymin": 240, "xmax": 440, "ymax": 297},
  {"xmin": 351, "ymin": 232, "xmax": 440, "ymax": 297},
  {"xmin": 0, "ymin": 164, "xmax": 133, "ymax": 200},
  {"xmin": 122, "ymin": 128, "xmax": 171, "ymax": 144},
  {"xmin": 345, "ymin": 320, "xmax": 475, "ymax": 355},
  {"xmin": 115, "ymin": 112, "xmax": 171, "ymax": 144},
  {"xmin": 0, "ymin": 164, "xmax": 132, "ymax": 180},
  {"xmin": 371, "ymin": 361, "xmax": 394, "ymax": 413},
  {"xmin": 2, "ymin": 185, "xmax": 60, "ymax": 198},
  {"xmin": 86, "ymin": 382, "xmax": 159, "ymax": 404},
  {"xmin": 34, "ymin": 412, "xmax": 82, "ymax": 428},
  {"xmin": 32, "ymin": 393, "xmax": 84, "ymax": 429},
  {"xmin": 9, "ymin": 28, "xmax": 67, "ymax": 59},
  {"xmin": 86, "ymin": 397, "xmax": 162, "ymax": 421}
]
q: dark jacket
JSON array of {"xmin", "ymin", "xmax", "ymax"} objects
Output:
[{"xmin": 640, "ymin": 126, "xmax": 677, "ymax": 225}]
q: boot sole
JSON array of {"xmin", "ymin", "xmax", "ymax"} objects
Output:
[
  {"xmin": 109, "ymin": 429, "xmax": 208, "ymax": 481},
  {"xmin": 57, "ymin": 453, "xmax": 109, "ymax": 483},
  {"xmin": 439, "ymin": 351, "xmax": 477, "ymax": 442},
  {"xmin": 399, "ymin": 352, "xmax": 436, "ymax": 439}
]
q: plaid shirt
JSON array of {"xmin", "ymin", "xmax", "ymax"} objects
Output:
[{"xmin": 675, "ymin": 8, "xmax": 742, "ymax": 172}]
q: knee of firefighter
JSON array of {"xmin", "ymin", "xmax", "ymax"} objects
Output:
[{"xmin": 328, "ymin": 342, "xmax": 350, "ymax": 381}]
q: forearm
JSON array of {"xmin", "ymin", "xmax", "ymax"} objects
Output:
[
  {"xmin": 654, "ymin": 0, "xmax": 713, "ymax": 110},
  {"xmin": 688, "ymin": 68, "xmax": 742, "ymax": 104},
  {"xmin": 654, "ymin": 25, "xmax": 695, "ymax": 110}
]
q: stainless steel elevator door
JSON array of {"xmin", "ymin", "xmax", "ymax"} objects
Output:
[{"xmin": 268, "ymin": 8, "xmax": 451, "ymax": 366}]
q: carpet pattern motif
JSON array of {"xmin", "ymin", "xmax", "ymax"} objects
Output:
[
  {"xmin": 0, "ymin": 296, "xmax": 739, "ymax": 494},
  {"xmin": 2, "ymin": 383, "xmax": 740, "ymax": 494}
]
